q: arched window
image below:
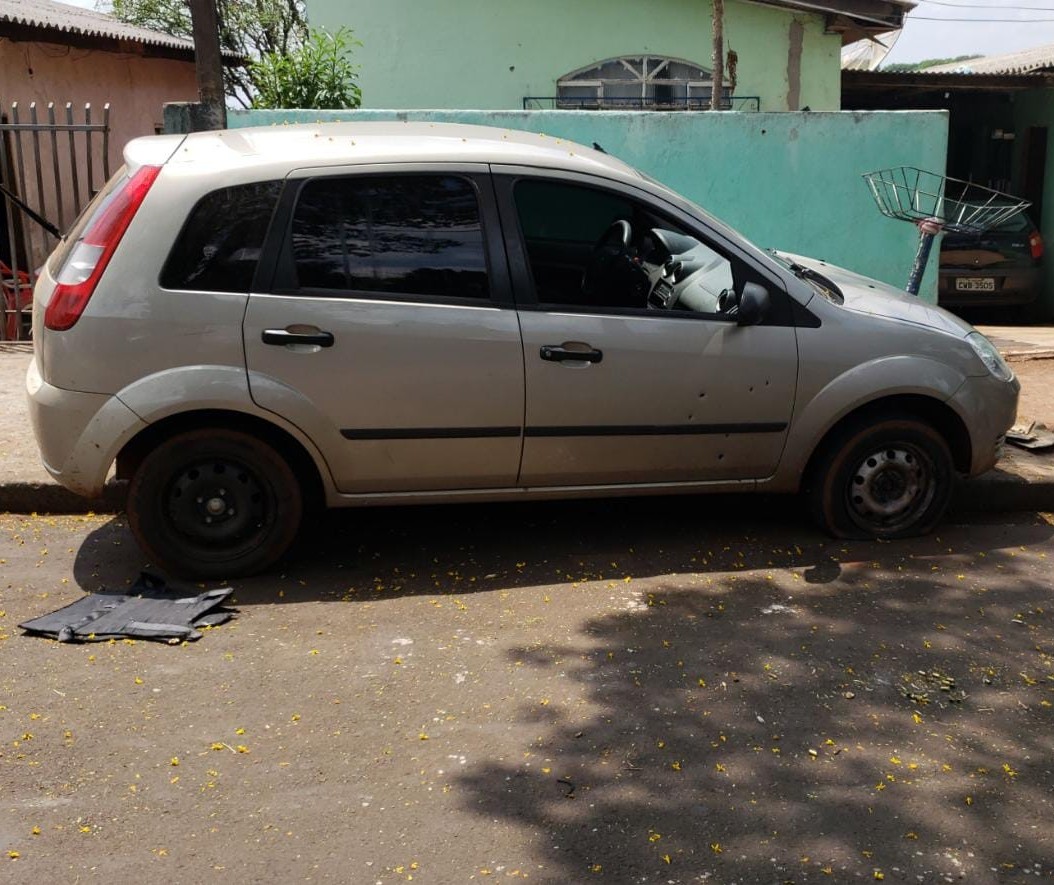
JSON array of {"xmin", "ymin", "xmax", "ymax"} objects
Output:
[{"xmin": 556, "ymin": 56, "xmax": 729, "ymax": 110}]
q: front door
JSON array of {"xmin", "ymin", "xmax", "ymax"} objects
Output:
[
  {"xmin": 244, "ymin": 168, "xmax": 524, "ymax": 494},
  {"xmin": 497, "ymin": 173, "xmax": 798, "ymax": 487}
]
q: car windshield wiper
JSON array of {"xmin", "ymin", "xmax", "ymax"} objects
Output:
[{"xmin": 769, "ymin": 250, "xmax": 843, "ymax": 302}]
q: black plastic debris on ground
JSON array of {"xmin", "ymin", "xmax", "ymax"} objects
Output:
[{"xmin": 19, "ymin": 572, "xmax": 235, "ymax": 643}]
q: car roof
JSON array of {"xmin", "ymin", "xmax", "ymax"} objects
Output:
[{"xmin": 138, "ymin": 121, "xmax": 646, "ymax": 184}]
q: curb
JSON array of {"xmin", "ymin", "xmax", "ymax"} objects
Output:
[
  {"xmin": 1003, "ymin": 349, "xmax": 1054, "ymax": 363},
  {"xmin": 0, "ymin": 481, "xmax": 126, "ymax": 515},
  {"xmin": 954, "ymin": 473, "xmax": 1054, "ymax": 513}
]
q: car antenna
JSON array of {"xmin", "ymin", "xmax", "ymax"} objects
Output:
[{"xmin": 592, "ymin": 142, "xmax": 607, "ymax": 154}]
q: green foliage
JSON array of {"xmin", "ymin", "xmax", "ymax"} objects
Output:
[
  {"xmin": 103, "ymin": 0, "xmax": 309, "ymax": 108},
  {"xmin": 882, "ymin": 55, "xmax": 984, "ymax": 73},
  {"xmin": 249, "ymin": 27, "xmax": 362, "ymax": 109},
  {"xmin": 107, "ymin": 0, "xmax": 191, "ymax": 35}
]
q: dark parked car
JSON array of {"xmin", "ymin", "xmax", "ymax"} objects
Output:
[{"xmin": 938, "ymin": 212, "xmax": 1043, "ymax": 309}]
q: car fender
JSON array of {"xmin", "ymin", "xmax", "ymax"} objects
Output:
[
  {"xmin": 115, "ymin": 365, "xmax": 339, "ymax": 496},
  {"xmin": 769, "ymin": 355, "xmax": 969, "ymax": 490},
  {"xmin": 54, "ymin": 395, "xmax": 148, "ymax": 497}
]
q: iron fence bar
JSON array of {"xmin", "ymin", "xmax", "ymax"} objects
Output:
[
  {"xmin": 66, "ymin": 103, "xmax": 81, "ymax": 216},
  {"xmin": 101, "ymin": 103, "xmax": 111, "ymax": 180},
  {"xmin": 521, "ymin": 95, "xmax": 761, "ymax": 111},
  {"xmin": 30, "ymin": 103, "xmax": 48, "ymax": 254},
  {"xmin": 47, "ymin": 103, "xmax": 64, "ymax": 230},
  {"xmin": 85, "ymin": 104, "xmax": 94, "ymax": 197},
  {"xmin": 11, "ymin": 103, "xmax": 37, "ymax": 277},
  {"xmin": 0, "ymin": 110, "xmax": 21, "ymax": 340}
]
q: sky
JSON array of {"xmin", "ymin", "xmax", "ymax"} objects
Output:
[
  {"xmin": 64, "ymin": 0, "xmax": 1054, "ymax": 67},
  {"xmin": 883, "ymin": 0, "xmax": 1054, "ymax": 64}
]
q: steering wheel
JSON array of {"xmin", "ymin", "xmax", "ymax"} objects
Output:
[{"xmin": 581, "ymin": 220, "xmax": 634, "ymax": 301}]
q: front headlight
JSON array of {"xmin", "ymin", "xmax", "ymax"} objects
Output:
[{"xmin": 966, "ymin": 331, "xmax": 1013, "ymax": 382}]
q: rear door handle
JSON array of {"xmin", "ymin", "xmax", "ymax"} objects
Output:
[
  {"xmin": 540, "ymin": 345, "xmax": 603, "ymax": 364},
  {"xmin": 262, "ymin": 328, "xmax": 335, "ymax": 348}
]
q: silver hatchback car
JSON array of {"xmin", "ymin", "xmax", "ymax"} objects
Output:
[{"xmin": 27, "ymin": 122, "xmax": 1018, "ymax": 577}]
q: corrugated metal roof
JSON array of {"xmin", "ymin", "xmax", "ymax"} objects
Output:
[
  {"xmin": 0, "ymin": 0, "xmax": 195, "ymax": 53},
  {"xmin": 924, "ymin": 43, "xmax": 1054, "ymax": 76}
]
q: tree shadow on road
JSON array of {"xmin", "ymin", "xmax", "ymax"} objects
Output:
[
  {"xmin": 452, "ymin": 521, "xmax": 1054, "ymax": 882},
  {"xmin": 72, "ymin": 496, "xmax": 1052, "ymax": 607}
]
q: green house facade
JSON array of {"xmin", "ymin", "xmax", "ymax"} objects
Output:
[{"xmin": 308, "ymin": 0, "xmax": 909, "ymax": 113}]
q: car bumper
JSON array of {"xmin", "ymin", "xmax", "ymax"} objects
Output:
[
  {"xmin": 950, "ymin": 372, "xmax": 1020, "ymax": 477},
  {"xmin": 26, "ymin": 356, "xmax": 146, "ymax": 497}
]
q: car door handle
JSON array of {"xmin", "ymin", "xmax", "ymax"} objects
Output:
[
  {"xmin": 261, "ymin": 328, "xmax": 335, "ymax": 348},
  {"xmin": 540, "ymin": 345, "xmax": 603, "ymax": 364}
]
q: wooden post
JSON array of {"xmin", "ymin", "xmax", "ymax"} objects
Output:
[
  {"xmin": 710, "ymin": 0, "xmax": 725, "ymax": 111},
  {"xmin": 189, "ymin": 0, "xmax": 227, "ymax": 130}
]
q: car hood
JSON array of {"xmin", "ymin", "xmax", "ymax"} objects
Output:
[{"xmin": 777, "ymin": 252, "xmax": 973, "ymax": 338}]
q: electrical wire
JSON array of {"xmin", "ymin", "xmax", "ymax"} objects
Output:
[
  {"xmin": 917, "ymin": 0, "xmax": 1054, "ymax": 9},
  {"xmin": 910, "ymin": 13, "xmax": 1054, "ymax": 20},
  {"xmin": 919, "ymin": 0, "xmax": 1054, "ymax": 8}
]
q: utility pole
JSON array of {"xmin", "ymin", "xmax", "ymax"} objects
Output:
[
  {"xmin": 710, "ymin": 0, "xmax": 725, "ymax": 111},
  {"xmin": 189, "ymin": 0, "xmax": 227, "ymax": 129}
]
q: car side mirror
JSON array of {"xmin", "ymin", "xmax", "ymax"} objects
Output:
[{"xmin": 736, "ymin": 282, "xmax": 771, "ymax": 327}]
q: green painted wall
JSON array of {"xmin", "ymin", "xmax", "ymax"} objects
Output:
[
  {"xmin": 230, "ymin": 109, "xmax": 948, "ymax": 300},
  {"xmin": 307, "ymin": 0, "xmax": 841, "ymax": 112},
  {"xmin": 1014, "ymin": 89, "xmax": 1054, "ymax": 317}
]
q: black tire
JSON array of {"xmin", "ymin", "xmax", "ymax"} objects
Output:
[
  {"xmin": 127, "ymin": 429, "xmax": 303, "ymax": 579},
  {"xmin": 808, "ymin": 415, "xmax": 955, "ymax": 540}
]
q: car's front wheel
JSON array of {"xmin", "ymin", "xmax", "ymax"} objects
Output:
[
  {"xmin": 809, "ymin": 415, "xmax": 955, "ymax": 539},
  {"xmin": 127, "ymin": 429, "xmax": 303, "ymax": 579}
]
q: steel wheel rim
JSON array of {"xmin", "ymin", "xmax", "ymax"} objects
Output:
[
  {"xmin": 165, "ymin": 456, "xmax": 273, "ymax": 557},
  {"xmin": 845, "ymin": 443, "xmax": 936, "ymax": 534}
]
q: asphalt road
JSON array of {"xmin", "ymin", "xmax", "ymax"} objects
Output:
[{"xmin": 2, "ymin": 500, "xmax": 1054, "ymax": 883}]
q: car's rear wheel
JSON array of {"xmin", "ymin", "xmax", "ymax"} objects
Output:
[
  {"xmin": 127, "ymin": 429, "xmax": 302, "ymax": 579},
  {"xmin": 809, "ymin": 415, "xmax": 954, "ymax": 539}
]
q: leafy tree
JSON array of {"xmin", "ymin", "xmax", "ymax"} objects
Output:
[
  {"xmin": 104, "ymin": 0, "xmax": 309, "ymax": 107},
  {"xmin": 882, "ymin": 55, "xmax": 983, "ymax": 73},
  {"xmin": 249, "ymin": 27, "xmax": 362, "ymax": 109}
]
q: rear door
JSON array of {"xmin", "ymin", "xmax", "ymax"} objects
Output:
[
  {"xmin": 243, "ymin": 165, "xmax": 525, "ymax": 494},
  {"xmin": 494, "ymin": 169, "xmax": 798, "ymax": 488}
]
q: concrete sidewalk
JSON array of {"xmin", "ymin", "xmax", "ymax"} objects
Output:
[{"xmin": 3, "ymin": 334, "xmax": 1054, "ymax": 515}]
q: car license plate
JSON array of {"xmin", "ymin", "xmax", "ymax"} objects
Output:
[{"xmin": 955, "ymin": 277, "xmax": 995, "ymax": 292}]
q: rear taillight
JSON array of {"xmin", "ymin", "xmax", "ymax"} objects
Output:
[
  {"xmin": 1029, "ymin": 230, "xmax": 1044, "ymax": 261},
  {"xmin": 44, "ymin": 165, "xmax": 161, "ymax": 331}
]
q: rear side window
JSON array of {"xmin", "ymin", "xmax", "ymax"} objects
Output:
[
  {"xmin": 289, "ymin": 174, "xmax": 489, "ymax": 300},
  {"xmin": 161, "ymin": 181, "xmax": 282, "ymax": 292}
]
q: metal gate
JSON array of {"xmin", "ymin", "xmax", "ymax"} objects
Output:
[{"xmin": 0, "ymin": 102, "xmax": 111, "ymax": 341}]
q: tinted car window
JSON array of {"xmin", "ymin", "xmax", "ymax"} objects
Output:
[
  {"xmin": 514, "ymin": 178, "xmax": 734, "ymax": 314},
  {"xmin": 290, "ymin": 175, "xmax": 489, "ymax": 300},
  {"xmin": 161, "ymin": 181, "xmax": 282, "ymax": 292}
]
